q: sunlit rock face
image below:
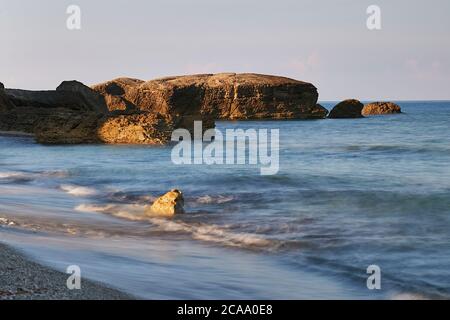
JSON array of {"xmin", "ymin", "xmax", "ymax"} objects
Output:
[
  {"xmin": 91, "ymin": 73, "xmax": 323, "ymax": 123},
  {"xmin": 362, "ymin": 102, "xmax": 402, "ymax": 116},
  {"xmin": 146, "ymin": 189, "xmax": 185, "ymax": 217}
]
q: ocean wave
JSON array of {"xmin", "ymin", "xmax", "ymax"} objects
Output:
[
  {"xmin": 0, "ymin": 217, "xmax": 17, "ymax": 226},
  {"xmin": 0, "ymin": 170, "xmax": 70, "ymax": 183},
  {"xmin": 390, "ymin": 292, "xmax": 429, "ymax": 300},
  {"xmin": 75, "ymin": 203, "xmax": 115, "ymax": 213},
  {"xmin": 41, "ymin": 170, "xmax": 70, "ymax": 178},
  {"xmin": 75, "ymin": 202, "xmax": 277, "ymax": 249},
  {"xmin": 195, "ymin": 195, "xmax": 235, "ymax": 204},
  {"xmin": 106, "ymin": 191, "xmax": 155, "ymax": 205},
  {"xmin": 148, "ymin": 218, "xmax": 276, "ymax": 249},
  {"xmin": 61, "ymin": 184, "xmax": 98, "ymax": 197},
  {"xmin": 0, "ymin": 171, "xmax": 35, "ymax": 182},
  {"xmin": 75, "ymin": 202, "xmax": 149, "ymax": 221},
  {"xmin": 342, "ymin": 144, "xmax": 450, "ymax": 155}
]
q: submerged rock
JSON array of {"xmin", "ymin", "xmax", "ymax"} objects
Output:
[
  {"xmin": 146, "ymin": 189, "xmax": 185, "ymax": 217},
  {"xmin": 328, "ymin": 99, "xmax": 364, "ymax": 119},
  {"xmin": 362, "ymin": 102, "xmax": 401, "ymax": 116}
]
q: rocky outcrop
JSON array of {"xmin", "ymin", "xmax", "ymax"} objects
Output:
[
  {"xmin": 97, "ymin": 113, "xmax": 174, "ymax": 144},
  {"xmin": 362, "ymin": 102, "xmax": 401, "ymax": 116},
  {"xmin": 146, "ymin": 189, "xmax": 185, "ymax": 217},
  {"xmin": 328, "ymin": 99, "xmax": 364, "ymax": 119},
  {"xmin": 6, "ymin": 81, "xmax": 108, "ymax": 113},
  {"xmin": 0, "ymin": 82, "xmax": 15, "ymax": 113},
  {"xmin": 1, "ymin": 81, "xmax": 109, "ymax": 133},
  {"xmin": 91, "ymin": 73, "xmax": 324, "ymax": 124},
  {"xmin": 2, "ymin": 73, "xmax": 324, "ymax": 144},
  {"xmin": 35, "ymin": 113, "xmax": 174, "ymax": 145}
]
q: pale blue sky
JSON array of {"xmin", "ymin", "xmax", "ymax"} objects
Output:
[{"xmin": 1, "ymin": 0, "xmax": 449, "ymax": 100}]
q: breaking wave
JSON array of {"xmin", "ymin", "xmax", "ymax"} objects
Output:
[
  {"xmin": 195, "ymin": 195, "xmax": 235, "ymax": 204},
  {"xmin": 0, "ymin": 171, "xmax": 35, "ymax": 182},
  {"xmin": 61, "ymin": 184, "xmax": 98, "ymax": 197},
  {"xmin": 0, "ymin": 170, "xmax": 70, "ymax": 183},
  {"xmin": 75, "ymin": 202, "xmax": 277, "ymax": 249},
  {"xmin": 0, "ymin": 217, "xmax": 17, "ymax": 227},
  {"xmin": 148, "ymin": 217, "xmax": 276, "ymax": 249}
]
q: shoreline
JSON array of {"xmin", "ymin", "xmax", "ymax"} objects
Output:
[
  {"xmin": 0, "ymin": 131, "xmax": 34, "ymax": 137},
  {"xmin": 0, "ymin": 242, "xmax": 133, "ymax": 300}
]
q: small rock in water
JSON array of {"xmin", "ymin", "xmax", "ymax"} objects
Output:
[
  {"xmin": 362, "ymin": 101, "xmax": 402, "ymax": 116},
  {"xmin": 328, "ymin": 99, "xmax": 364, "ymax": 119},
  {"xmin": 146, "ymin": 189, "xmax": 185, "ymax": 217}
]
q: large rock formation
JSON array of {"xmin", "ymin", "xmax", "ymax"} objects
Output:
[
  {"xmin": 362, "ymin": 102, "xmax": 401, "ymax": 116},
  {"xmin": 91, "ymin": 73, "xmax": 325, "ymax": 125},
  {"xmin": 1, "ymin": 73, "xmax": 324, "ymax": 144},
  {"xmin": 146, "ymin": 189, "xmax": 185, "ymax": 217},
  {"xmin": 328, "ymin": 99, "xmax": 364, "ymax": 119}
]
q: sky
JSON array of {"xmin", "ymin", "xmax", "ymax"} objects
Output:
[{"xmin": 1, "ymin": 0, "xmax": 449, "ymax": 100}]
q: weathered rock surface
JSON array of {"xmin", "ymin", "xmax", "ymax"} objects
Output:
[
  {"xmin": 1, "ymin": 81, "xmax": 109, "ymax": 133},
  {"xmin": 6, "ymin": 81, "xmax": 108, "ymax": 113},
  {"xmin": 328, "ymin": 99, "xmax": 364, "ymax": 119},
  {"xmin": 146, "ymin": 189, "xmax": 185, "ymax": 217},
  {"xmin": 315, "ymin": 104, "xmax": 329, "ymax": 118},
  {"xmin": 35, "ymin": 113, "xmax": 174, "ymax": 145},
  {"xmin": 91, "ymin": 73, "xmax": 324, "ymax": 124},
  {"xmin": 362, "ymin": 102, "xmax": 402, "ymax": 116}
]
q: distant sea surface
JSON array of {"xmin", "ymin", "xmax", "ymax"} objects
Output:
[{"xmin": 1, "ymin": 101, "xmax": 449, "ymax": 299}]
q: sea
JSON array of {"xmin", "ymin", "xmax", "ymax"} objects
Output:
[{"xmin": 1, "ymin": 101, "xmax": 449, "ymax": 299}]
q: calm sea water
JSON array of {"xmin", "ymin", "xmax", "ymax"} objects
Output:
[{"xmin": 1, "ymin": 101, "xmax": 450, "ymax": 299}]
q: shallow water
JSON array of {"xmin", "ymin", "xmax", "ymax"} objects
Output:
[{"xmin": 1, "ymin": 101, "xmax": 450, "ymax": 299}]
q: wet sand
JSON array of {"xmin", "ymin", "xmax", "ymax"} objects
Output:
[{"xmin": 0, "ymin": 242, "xmax": 133, "ymax": 300}]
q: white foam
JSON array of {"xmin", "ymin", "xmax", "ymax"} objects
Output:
[
  {"xmin": 75, "ymin": 203, "xmax": 148, "ymax": 221},
  {"xmin": 0, "ymin": 217, "xmax": 16, "ymax": 226},
  {"xmin": 196, "ymin": 195, "xmax": 234, "ymax": 204},
  {"xmin": 0, "ymin": 170, "xmax": 69, "ymax": 181},
  {"xmin": 0, "ymin": 172, "xmax": 32, "ymax": 179},
  {"xmin": 61, "ymin": 184, "xmax": 98, "ymax": 197},
  {"xmin": 75, "ymin": 204, "xmax": 114, "ymax": 213},
  {"xmin": 74, "ymin": 202, "xmax": 275, "ymax": 249},
  {"xmin": 148, "ymin": 218, "xmax": 273, "ymax": 248},
  {"xmin": 193, "ymin": 224, "xmax": 272, "ymax": 247}
]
